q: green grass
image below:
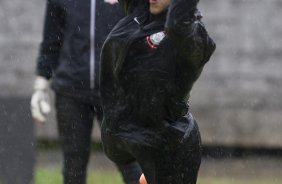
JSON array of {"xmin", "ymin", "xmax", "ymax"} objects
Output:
[
  {"xmin": 35, "ymin": 167, "xmax": 282, "ymax": 184},
  {"xmin": 35, "ymin": 167, "xmax": 63, "ymax": 184},
  {"xmin": 35, "ymin": 167, "xmax": 124, "ymax": 184}
]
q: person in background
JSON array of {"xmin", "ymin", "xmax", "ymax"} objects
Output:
[
  {"xmin": 100, "ymin": 0, "xmax": 215, "ymax": 183},
  {"xmin": 31, "ymin": 0, "xmax": 142, "ymax": 183}
]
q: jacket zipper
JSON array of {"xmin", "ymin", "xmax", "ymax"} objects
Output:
[
  {"xmin": 90, "ymin": 0, "xmax": 96, "ymax": 89},
  {"xmin": 115, "ymin": 17, "xmax": 143, "ymax": 75}
]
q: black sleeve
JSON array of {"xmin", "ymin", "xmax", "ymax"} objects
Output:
[
  {"xmin": 118, "ymin": 0, "xmax": 148, "ymax": 14},
  {"xmin": 36, "ymin": 0, "xmax": 65, "ymax": 79},
  {"xmin": 165, "ymin": 0, "xmax": 216, "ymax": 69}
]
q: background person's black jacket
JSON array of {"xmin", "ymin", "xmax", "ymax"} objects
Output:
[
  {"xmin": 100, "ymin": 0, "xmax": 215, "ymax": 130},
  {"xmin": 36, "ymin": 0, "xmax": 124, "ymax": 99}
]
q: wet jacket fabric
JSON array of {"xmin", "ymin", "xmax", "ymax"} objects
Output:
[
  {"xmin": 100, "ymin": 0, "xmax": 215, "ymax": 183},
  {"xmin": 100, "ymin": 0, "xmax": 215, "ymax": 132},
  {"xmin": 36, "ymin": 0, "xmax": 124, "ymax": 99}
]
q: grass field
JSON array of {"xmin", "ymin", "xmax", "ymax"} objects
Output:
[
  {"xmin": 35, "ymin": 167, "xmax": 122, "ymax": 184},
  {"xmin": 35, "ymin": 167, "xmax": 282, "ymax": 184},
  {"xmin": 35, "ymin": 151, "xmax": 282, "ymax": 184}
]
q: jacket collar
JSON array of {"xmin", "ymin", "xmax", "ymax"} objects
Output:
[
  {"xmin": 134, "ymin": 9, "xmax": 167, "ymax": 31},
  {"xmin": 148, "ymin": 9, "xmax": 168, "ymax": 24}
]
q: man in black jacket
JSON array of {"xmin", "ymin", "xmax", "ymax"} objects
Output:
[
  {"xmin": 30, "ymin": 0, "xmax": 142, "ymax": 184},
  {"xmin": 100, "ymin": 0, "xmax": 215, "ymax": 183}
]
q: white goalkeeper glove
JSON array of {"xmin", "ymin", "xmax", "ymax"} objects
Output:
[
  {"xmin": 30, "ymin": 76, "xmax": 51, "ymax": 123},
  {"xmin": 104, "ymin": 0, "xmax": 118, "ymax": 4}
]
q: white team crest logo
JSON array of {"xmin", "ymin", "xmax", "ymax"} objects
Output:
[
  {"xmin": 150, "ymin": 31, "xmax": 166, "ymax": 45},
  {"xmin": 146, "ymin": 31, "xmax": 166, "ymax": 49}
]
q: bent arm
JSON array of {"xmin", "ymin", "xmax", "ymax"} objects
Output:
[
  {"xmin": 36, "ymin": 0, "xmax": 65, "ymax": 79},
  {"xmin": 165, "ymin": 0, "xmax": 215, "ymax": 69}
]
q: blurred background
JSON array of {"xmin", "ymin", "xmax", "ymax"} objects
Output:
[{"xmin": 0, "ymin": 0, "xmax": 282, "ymax": 183}]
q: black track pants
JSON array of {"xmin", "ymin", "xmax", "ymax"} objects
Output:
[
  {"xmin": 55, "ymin": 93, "xmax": 142, "ymax": 184},
  {"xmin": 102, "ymin": 113, "xmax": 202, "ymax": 184}
]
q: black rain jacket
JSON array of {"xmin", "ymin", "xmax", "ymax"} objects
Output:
[
  {"xmin": 36, "ymin": 0, "xmax": 124, "ymax": 99},
  {"xmin": 100, "ymin": 0, "xmax": 215, "ymax": 132}
]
